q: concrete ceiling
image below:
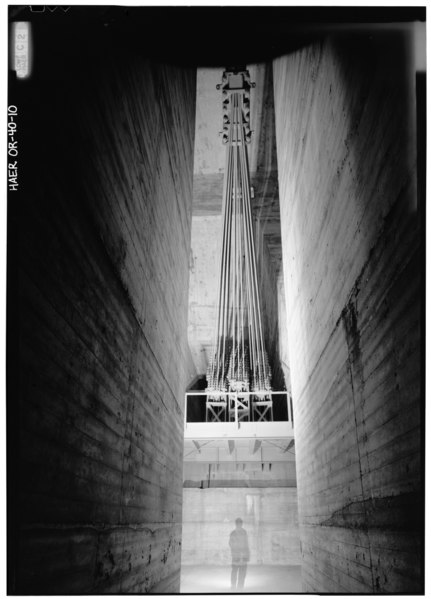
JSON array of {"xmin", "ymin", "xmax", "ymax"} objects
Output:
[
  {"xmin": 184, "ymin": 438, "xmax": 295, "ymax": 463},
  {"xmin": 188, "ymin": 63, "xmax": 282, "ymax": 377}
]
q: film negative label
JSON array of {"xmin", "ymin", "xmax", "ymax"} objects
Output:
[
  {"xmin": 12, "ymin": 22, "xmax": 31, "ymax": 79},
  {"xmin": 8, "ymin": 105, "xmax": 18, "ymax": 191}
]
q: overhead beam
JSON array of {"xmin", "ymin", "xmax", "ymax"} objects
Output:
[
  {"xmin": 251, "ymin": 440, "xmax": 262, "ymax": 454},
  {"xmin": 283, "ymin": 439, "xmax": 295, "ymax": 453}
]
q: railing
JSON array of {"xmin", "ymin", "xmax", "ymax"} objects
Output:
[{"xmin": 184, "ymin": 390, "xmax": 294, "ymax": 430}]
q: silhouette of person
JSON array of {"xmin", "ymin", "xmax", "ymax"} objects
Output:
[{"xmin": 229, "ymin": 518, "xmax": 250, "ymax": 591}]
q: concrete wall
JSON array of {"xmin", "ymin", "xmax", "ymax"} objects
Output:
[
  {"xmin": 182, "ymin": 488, "xmax": 301, "ymax": 566},
  {"xmin": 183, "ymin": 460, "xmax": 297, "ymax": 488},
  {"xmin": 274, "ymin": 33, "xmax": 422, "ymax": 592},
  {"xmin": 277, "ymin": 274, "xmax": 291, "ymax": 390},
  {"xmin": 255, "ymin": 221, "xmax": 285, "ymax": 390},
  {"xmin": 188, "ymin": 214, "xmax": 223, "ymax": 374},
  {"xmin": 8, "ymin": 38, "xmax": 196, "ymax": 593}
]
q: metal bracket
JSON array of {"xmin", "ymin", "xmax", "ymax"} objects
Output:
[{"xmin": 217, "ymin": 68, "xmax": 255, "ymax": 145}]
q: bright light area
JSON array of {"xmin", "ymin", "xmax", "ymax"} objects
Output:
[{"xmin": 180, "ymin": 564, "xmax": 302, "ymax": 594}]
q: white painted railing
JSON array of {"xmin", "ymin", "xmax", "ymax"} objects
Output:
[{"xmin": 184, "ymin": 390, "xmax": 293, "ymax": 429}]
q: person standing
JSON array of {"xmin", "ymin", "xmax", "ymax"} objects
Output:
[{"xmin": 229, "ymin": 518, "xmax": 250, "ymax": 591}]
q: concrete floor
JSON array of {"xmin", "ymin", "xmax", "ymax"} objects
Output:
[{"xmin": 180, "ymin": 565, "xmax": 302, "ymax": 594}]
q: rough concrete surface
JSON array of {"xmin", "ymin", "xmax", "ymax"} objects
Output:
[
  {"xmin": 274, "ymin": 33, "xmax": 422, "ymax": 593},
  {"xmin": 9, "ymin": 39, "xmax": 196, "ymax": 593}
]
